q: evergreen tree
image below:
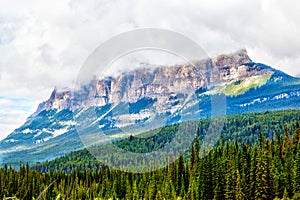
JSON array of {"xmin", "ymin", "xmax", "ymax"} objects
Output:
[
  {"xmin": 213, "ymin": 182, "xmax": 223, "ymax": 200},
  {"xmin": 255, "ymin": 151, "xmax": 268, "ymax": 200},
  {"xmin": 225, "ymin": 170, "xmax": 235, "ymax": 200},
  {"xmin": 282, "ymin": 188, "xmax": 291, "ymax": 200},
  {"xmin": 250, "ymin": 144, "xmax": 258, "ymax": 199},
  {"xmin": 132, "ymin": 180, "xmax": 139, "ymax": 200},
  {"xmin": 293, "ymin": 122, "xmax": 300, "ymax": 147},
  {"xmin": 293, "ymin": 142, "xmax": 300, "ymax": 194},
  {"xmin": 176, "ymin": 154, "xmax": 184, "ymax": 196},
  {"xmin": 235, "ymin": 170, "xmax": 245, "ymax": 200},
  {"xmin": 284, "ymin": 146, "xmax": 294, "ymax": 197}
]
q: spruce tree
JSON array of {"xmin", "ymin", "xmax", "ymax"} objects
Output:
[
  {"xmin": 284, "ymin": 146, "xmax": 294, "ymax": 197},
  {"xmin": 293, "ymin": 122, "xmax": 300, "ymax": 147},
  {"xmin": 235, "ymin": 170, "xmax": 245, "ymax": 200},
  {"xmin": 176, "ymin": 155, "xmax": 184, "ymax": 196},
  {"xmin": 250, "ymin": 144, "xmax": 258, "ymax": 199},
  {"xmin": 293, "ymin": 142, "xmax": 300, "ymax": 194},
  {"xmin": 132, "ymin": 180, "xmax": 139, "ymax": 200},
  {"xmin": 225, "ymin": 170, "xmax": 235, "ymax": 200},
  {"xmin": 255, "ymin": 151, "xmax": 268, "ymax": 200},
  {"xmin": 213, "ymin": 182, "xmax": 223, "ymax": 200},
  {"xmin": 282, "ymin": 188, "xmax": 291, "ymax": 200}
]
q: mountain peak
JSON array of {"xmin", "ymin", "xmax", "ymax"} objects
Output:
[
  {"xmin": 33, "ymin": 89, "xmax": 71, "ymax": 116},
  {"xmin": 33, "ymin": 49, "xmax": 274, "ymax": 115},
  {"xmin": 213, "ymin": 48, "xmax": 252, "ymax": 67}
]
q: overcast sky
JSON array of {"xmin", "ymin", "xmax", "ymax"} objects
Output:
[{"xmin": 0, "ymin": 0, "xmax": 300, "ymax": 139}]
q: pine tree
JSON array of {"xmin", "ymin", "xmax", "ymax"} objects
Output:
[
  {"xmin": 186, "ymin": 178, "xmax": 197, "ymax": 200},
  {"xmin": 293, "ymin": 122, "xmax": 300, "ymax": 147},
  {"xmin": 235, "ymin": 170, "xmax": 245, "ymax": 200},
  {"xmin": 176, "ymin": 155, "xmax": 184, "ymax": 196},
  {"xmin": 148, "ymin": 175, "xmax": 157, "ymax": 200},
  {"xmin": 132, "ymin": 180, "xmax": 139, "ymax": 200},
  {"xmin": 190, "ymin": 143, "xmax": 195, "ymax": 171},
  {"xmin": 212, "ymin": 148, "xmax": 225, "ymax": 200},
  {"xmin": 250, "ymin": 144, "xmax": 258, "ymax": 199},
  {"xmin": 282, "ymin": 188, "xmax": 291, "ymax": 200},
  {"xmin": 225, "ymin": 149, "xmax": 235, "ymax": 200},
  {"xmin": 273, "ymin": 157, "xmax": 285, "ymax": 197},
  {"xmin": 241, "ymin": 143, "xmax": 251, "ymax": 199},
  {"xmin": 199, "ymin": 154, "xmax": 213, "ymax": 200},
  {"xmin": 165, "ymin": 165, "xmax": 176, "ymax": 200},
  {"xmin": 190, "ymin": 136, "xmax": 200, "ymax": 175},
  {"xmin": 125, "ymin": 179, "xmax": 132, "ymax": 200},
  {"xmin": 225, "ymin": 170, "xmax": 235, "ymax": 200},
  {"xmin": 213, "ymin": 182, "xmax": 223, "ymax": 200},
  {"xmin": 194, "ymin": 136, "xmax": 200, "ymax": 166},
  {"xmin": 284, "ymin": 146, "xmax": 294, "ymax": 197},
  {"xmin": 293, "ymin": 142, "xmax": 300, "ymax": 194},
  {"xmin": 285, "ymin": 126, "xmax": 292, "ymax": 147},
  {"xmin": 255, "ymin": 151, "xmax": 268, "ymax": 200},
  {"xmin": 265, "ymin": 143, "xmax": 275, "ymax": 199}
]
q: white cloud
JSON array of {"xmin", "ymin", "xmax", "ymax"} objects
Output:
[{"xmin": 0, "ymin": 0, "xmax": 300, "ymax": 138}]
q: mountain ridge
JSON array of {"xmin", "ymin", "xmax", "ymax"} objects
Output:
[
  {"xmin": 33, "ymin": 49, "xmax": 272, "ymax": 114},
  {"xmin": 1, "ymin": 49, "xmax": 300, "ymax": 165}
]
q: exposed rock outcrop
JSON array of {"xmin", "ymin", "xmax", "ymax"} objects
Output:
[{"xmin": 34, "ymin": 49, "xmax": 273, "ymax": 114}]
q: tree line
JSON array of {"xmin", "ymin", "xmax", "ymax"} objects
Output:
[{"xmin": 0, "ymin": 111, "xmax": 300, "ymax": 199}]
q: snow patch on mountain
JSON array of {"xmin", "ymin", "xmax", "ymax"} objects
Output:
[
  {"xmin": 22, "ymin": 128, "xmax": 32, "ymax": 134},
  {"xmin": 239, "ymin": 91, "xmax": 300, "ymax": 107}
]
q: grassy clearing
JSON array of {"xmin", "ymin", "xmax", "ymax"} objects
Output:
[{"xmin": 224, "ymin": 75, "xmax": 271, "ymax": 96}]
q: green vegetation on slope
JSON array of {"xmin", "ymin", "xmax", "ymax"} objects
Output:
[
  {"xmin": 224, "ymin": 75, "xmax": 271, "ymax": 96},
  {"xmin": 30, "ymin": 109, "xmax": 300, "ymax": 172}
]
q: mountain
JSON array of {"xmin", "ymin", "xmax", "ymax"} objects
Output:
[{"xmin": 1, "ymin": 49, "xmax": 300, "ymax": 165}]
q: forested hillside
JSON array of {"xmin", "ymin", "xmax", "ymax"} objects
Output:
[
  {"xmin": 33, "ymin": 110, "xmax": 300, "ymax": 172},
  {"xmin": 1, "ymin": 110, "xmax": 300, "ymax": 199}
]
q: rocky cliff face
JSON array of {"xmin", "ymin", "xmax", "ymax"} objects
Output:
[
  {"xmin": 35, "ymin": 89, "xmax": 72, "ymax": 114},
  {"xmin": 34, "ymin": 49, "xmax": 273, "ymax": 115},
  {"xmin": 3, "ymin": 48, "xmax": 300, "ymax": 165}
]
